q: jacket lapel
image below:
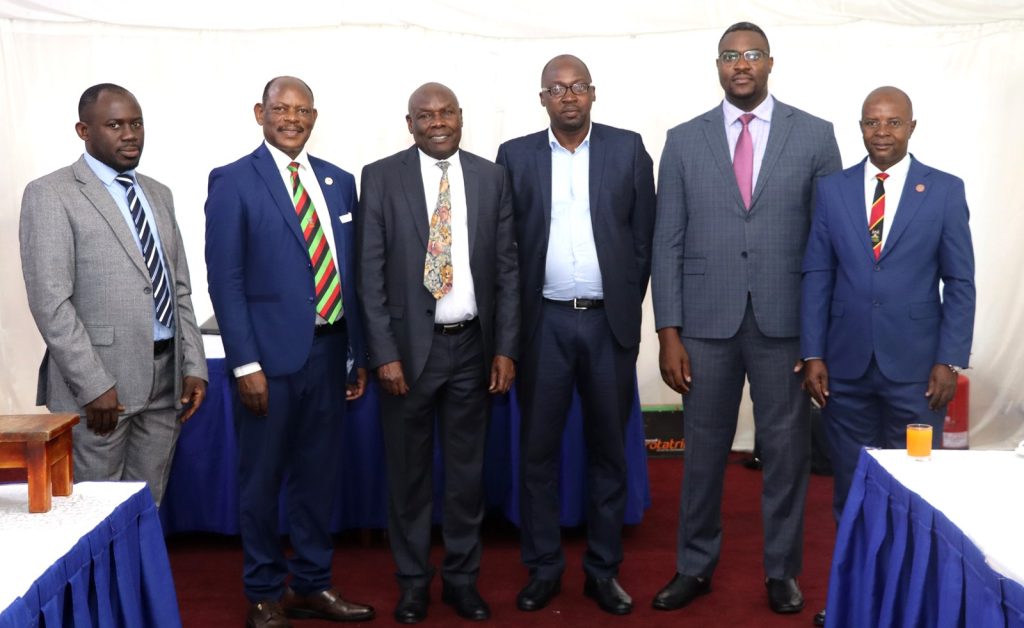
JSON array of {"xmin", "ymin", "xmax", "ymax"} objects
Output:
[
  {"xmin": 701, "ymin": 107, "xmax": 746, "ymax": 215},
  {"xmin": 461, "ymin": 152, "xmax": 481, "ymax": 256},
  {"xmin": 752, "ymin": 100, "xmax": 794, "ymax": 210},
  {"xmin": 252, "ymin": 145, "xmax": 307, "ymax": 251},
  {"xmin": 399, "ymin": 146, "xmax": 430, "ymax": 249},
  {"xmin": 879, "ymin": 157, "xmax": 928, "ymax": 260},
  {"xmin": 588, "ymin": 124, "xmax": 607, "ymax": 229},
  {"xmin": 837, "ymin": 161, "xmax": 875, "ymax": 260},
  {"xmin": 534, "ymin": 133, "xmax": 554, "ymax": 238},
  {"xmin": 72, "ymin": 157, "xmax": 150, "ymax": 280}
]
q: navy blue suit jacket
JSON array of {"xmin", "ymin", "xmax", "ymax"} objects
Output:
[
  {"xmin": 205, "ymin": 143, "xmax": 365, "ymax": 378},
  {"xmin": 800, "ymin": 156, "xmax": 975, "ymax": 382},
  {"xmin": 495, "ymin": 123, "xmax": 656, "ymax": 349}
]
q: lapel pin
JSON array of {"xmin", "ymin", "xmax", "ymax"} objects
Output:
[
  {"xmin": 915, "ymin": 183, "xmax": 925, "ymax": 192},
  {"xmin": 324, "ymin": 177, "xmax": 334, "ymax": 186}
]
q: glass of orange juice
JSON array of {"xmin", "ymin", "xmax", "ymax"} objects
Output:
[{"xmin": 906, "ymin": 424, "xmax": 933, "ymax": 460}]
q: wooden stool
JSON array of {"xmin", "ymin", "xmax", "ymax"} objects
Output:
[{"xmin": 0, "ymin": 413, "xmax": 79, "ymax": 513}]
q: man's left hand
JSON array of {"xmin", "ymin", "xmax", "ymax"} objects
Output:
[
  {"xmin": 925, "ymin": 364, "xmax": 959, "ymax": 410},
  {"xmin": 179, "ymin": 376, "xmax": 208, "ymax": 423},
  {"xmin": 347, "ymin": 368, "xmax": 368, "ymax": 400},
  {"xmin": 489, "ymin": 355, "xmax": 515, "ymax": 394}
]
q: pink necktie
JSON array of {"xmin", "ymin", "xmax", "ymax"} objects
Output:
[{"xmin": 734, "ymin": 113, "xmax": 756, "ymax": 210}]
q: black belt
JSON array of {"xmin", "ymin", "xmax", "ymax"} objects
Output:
[
  {"xmin": 314, "ymin": 318, "xmax": 346, "ymax": 337},
  {"xmin": 544, "ymin": 297, "xmax": 604, "ymax": 310},
  {"xmin": 434, "ymin": 317, "xmax": 478, "ymax": 335},
  {"xmin": 153, "ymin": 338, "xmax": 174, "ymax": 356}
]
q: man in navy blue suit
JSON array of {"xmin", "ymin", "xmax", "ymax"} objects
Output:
[
  {"xmin": 801, "ymin": 86, "xmax": 975, "ymax": 527},
  {"xmin": 205, "ymin": 76, "xmax": 374, "ymax": 628},
  {"xmin": 496, "ymin": 54, "xmax": 656, "ymax": 616}
]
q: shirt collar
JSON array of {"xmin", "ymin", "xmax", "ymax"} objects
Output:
[
  {"xmin": 722, "ymin": 94, "xmax": 775, "ymax": 125},
  {"xmin": 264, "ymin": 140, "xmax": 311, "ymax": 172},
  {"xmin": 866, "ymin": 153, "xmax": 912, "ymax": 180},
  {"xmin": 548, "ymin": 125, "xmax": 592, "ymax": 152},
  {"xmin": 83, "ymin": 151, "xmax": 131, "ymax": 185},
  {"xmin": 417, "ymin": 148, "xmax": 461, "ymax": 169}
]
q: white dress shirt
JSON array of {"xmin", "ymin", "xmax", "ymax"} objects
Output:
[
  {"xmin": 544, "ymin": 125, "xmax": 603, "ymax": 300},
  {"xmin": 418, "ymin": 149, "xmax": 478, "ymax": 325},
  {"xmin": 723, "ymin": 94, "xmax": 775, "ymax": 189},
  {"xmin": 864, "ymin": 154, "xmax": 912, "ymax": 253}
]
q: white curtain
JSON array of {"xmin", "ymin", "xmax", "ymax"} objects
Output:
[{"xmin": 2, "ymin": 0, "xmax": 1022, "ymax": 448}]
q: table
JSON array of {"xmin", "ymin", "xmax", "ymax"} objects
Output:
[
  {"xmin": 0, "ymin": 482, "xmax": 181, "ymax": 628},
  {"xmin": 827, "ymin": 449, "xmax": 1024, "ymax": 627},
  {"xmin": 159, "ymin": 355, "xmax": 650, "ymax": 535},
  {"xmin": 0, "ymin": 414, "xmax": 78, "ymax": 513}
]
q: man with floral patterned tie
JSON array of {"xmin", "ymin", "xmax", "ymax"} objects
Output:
[{"xmin": 357, "ymin": 82, "xmax": 519, "ymax": 624}]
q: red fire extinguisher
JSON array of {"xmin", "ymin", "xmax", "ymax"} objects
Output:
[{"xmin": 942, "ymin": 374, "xmax": 970, "ymax": 449}]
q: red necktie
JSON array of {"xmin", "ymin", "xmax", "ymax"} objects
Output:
[{"xmin": 869, "ymin": 173, "xmax": 889, "ymax": 260}]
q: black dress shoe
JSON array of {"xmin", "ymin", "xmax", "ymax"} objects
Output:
[
  {"xmin": 766, "ymin": 577, "xmax": 804, "ymax": 614},
  {"xmin": 651, "ymin": 574, "xmax": 710, "ymax": 611},
  {"xmin": 583, "ymin": 576, "xmax": 632, "ymax": 615},
  {"xmin": 813, "ymin": 608, "xmax": 826, "ymax": 626},
  {"xmin": 442, "ymin": 583, "xmax": 490, "ymax": 621},
  {"xmin": 394, "ymin": 587, "xmax": 429, "ymax": 624},
  {"xmin": 516, "ymin": 577, "xmax": 561, "ymax": 611}
]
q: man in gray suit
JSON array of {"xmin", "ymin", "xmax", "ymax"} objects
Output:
[
  {"xmin": 357, "ymin": 82, "xmax": 519, "ymax": 624},
  {"xmin": 19, "ymin": 83, "xmax": 207, "ymax": 506},
  {"xmin": 651, "ymin": 23, "xmax": 841, "ymax": 615}
]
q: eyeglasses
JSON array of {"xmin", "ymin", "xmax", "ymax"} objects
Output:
[
  {"xmin": 541, "ymin": 82, "xmax": 594, "ymax": 98},
  {"xmin": 718, "ymin": 49, "xmax": 767, "ymax": 64},
  {"xmin": 861, "ymin": 119, "xmax": 908, "ymax": 130}
]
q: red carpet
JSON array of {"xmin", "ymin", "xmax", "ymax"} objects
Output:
[{"xmin": 167, "ymin": 454, "xmax": 834, "ymax": 627}]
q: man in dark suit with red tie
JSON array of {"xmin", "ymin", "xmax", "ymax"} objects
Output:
[{"xmin": 205, "ymin": 76, "xmax": 373, "ymax": 628}]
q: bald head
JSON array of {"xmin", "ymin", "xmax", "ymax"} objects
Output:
[
  {"xmin": 540, "ymin": 54, "xmax": 592, "ymax": 86},
  {"xmin": 860, "ymin": 85, "xmax": 916, "ymax": 171},
  {"xmin": 406, "ymin": 82, "xmax": 463, "ymax": 160}
]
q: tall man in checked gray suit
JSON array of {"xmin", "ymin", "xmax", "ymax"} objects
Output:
[
  {"xmin": 357, "ymin": 82, "xmax": 519, "ymax": 624},
  {"xmin": 651, "ymin": 23, "xmax": 841, "ymax": 615},
  {"xmin": 19, "ymin": 83, "xmax": 207, "ymax": 506}
]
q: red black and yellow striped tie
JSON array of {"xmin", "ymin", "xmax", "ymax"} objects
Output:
[
  {"xmin": 288, "ymin": 162, "xmax": 342, "ymax": 323},
  {"xmin": 869, "ymin": 172, "xmax": 889, "ymax": 260}
]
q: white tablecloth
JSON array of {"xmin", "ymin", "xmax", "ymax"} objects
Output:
[{"xmin": 871, "ymin": 449, "xmax": 1024, "ymax": 585}]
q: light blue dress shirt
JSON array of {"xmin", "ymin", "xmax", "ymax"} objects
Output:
[
  {"xmin": 543, "ymin": 126, "xmax": 603, "ymax": 300},
  {"xmin": 83, "ymin": 151, "xmax": 174, "ymax": 341}
]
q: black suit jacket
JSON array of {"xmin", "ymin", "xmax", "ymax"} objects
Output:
[
  {"xmin": 496, "ymin": 123, "xmax": 656, "ymax": 349},
  {"xmin": 357, "ymin": 146, "xmax": 519, "ymax": 384}
]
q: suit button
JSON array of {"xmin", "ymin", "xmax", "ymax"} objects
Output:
[
  {"xmin": 874, "ymin": 265, "xmax": 881, "ymax": 271},
  {"xmin": 426, "ymin": 309, "xmax": 433, "ymax": 316},
  {"xmin": 873, "ymin": 300, "xmax": 881, "ymax": 307},
  {"xmin": 144, "ymin": 287, "xmax": 152, "ymax": 294},
  {"xmin": 745, "ymin": 216, "xmax": 752, "ymax": 223},
  {"xmin": 308, "ymin": 297, "xmax": 314, "ymax": 303},
  {"xmin": 741, "ymin": 251, "xmax": 748, "ymax": 258}
]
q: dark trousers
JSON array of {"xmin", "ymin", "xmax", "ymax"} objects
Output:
[
  {"xmin": 379, "ymin": 322, "xmax": 489, "ymax": 589},
  {"xmin": 236, "ymin": 330, "xmax": 348, "ymax": 602},
  {"xmin": 824, "ymin": 357, "xmax": 943, "ymax": 520},
  {"xmin": 676, "ymin": 300, "xmax": 810, "ymax": 579},
  {"xmin": 517, "ymin": 303, "xmax": 637, "ymax": 580}
]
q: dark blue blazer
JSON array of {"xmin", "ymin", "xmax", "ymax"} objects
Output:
[
  {"xmin": 800, "ymin": 156, "xmax": 975, "ymax": 382},
  {"xmin": 205, "ymin": 143, "xmax": 365, "ymax": 377},
  {"xmin": 495, "ymin": 123, "xmax": 656, "ymax": 349}
]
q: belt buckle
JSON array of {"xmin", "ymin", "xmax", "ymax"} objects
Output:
[{"xmin": 573, "ymin": 298, "xmax": 586, "ymax": 310}]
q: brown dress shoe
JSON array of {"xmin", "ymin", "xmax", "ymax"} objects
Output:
[
  {"xmin": 246, "ymin": 600, "xmax": 292, "ymax": 628},
  {"xmin": 281, "ymin": 586, "xmax": 375, "ymax": 622}
]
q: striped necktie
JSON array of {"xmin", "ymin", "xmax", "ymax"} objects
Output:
[
  {"xmin": 288, "ymin": 162, "xmax": 342, "ymax": 323},
  {"xmin": 114, "ymin": 174, "xmax": 173, "ymax": 328},
  {"xmin": 869, "ymin": 173, "xmax": 890, "ymax": 260}
]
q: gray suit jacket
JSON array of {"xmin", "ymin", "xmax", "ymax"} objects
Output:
[
  {"xmin": 652, "ymin": 99, "xmax": 842, "ymax": 339},
  {"xmin": 357, "ymin": 146, "xmax": 519, "ymax": 385},
  {"xmin": 19, "ymin": 155, "xmax": 207, "ymax": 413}
]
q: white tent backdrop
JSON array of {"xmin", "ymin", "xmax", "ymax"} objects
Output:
[{"xmin": 2, "ymin": 1, "xmax": 1022, "ymax": 449}]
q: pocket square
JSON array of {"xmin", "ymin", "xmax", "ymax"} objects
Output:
[{"xmin": 339, "ymin": 213, "xmax": 353, "ymax": 224}]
